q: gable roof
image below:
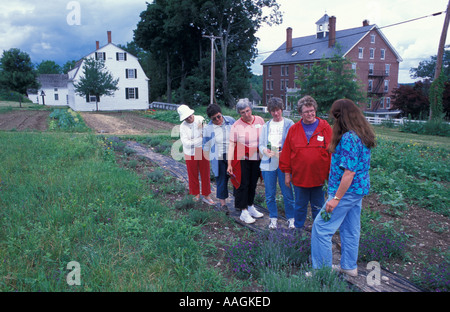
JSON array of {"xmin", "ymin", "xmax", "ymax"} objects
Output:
[
  {"xmin": 261, "ymin": 24, "xmax": 402, "ymax": 66},
  {"xmin": 38, "ymin": 74, "xmax": 69, "ymax": 88}
]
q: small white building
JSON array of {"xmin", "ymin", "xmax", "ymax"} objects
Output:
[
  {"xmin": 67, "ymin": 31, "xmax": 149, "ymax": 111},
  {"xmin": 28, "ymin": 74, "xmax": 69, "ymax": 106}
]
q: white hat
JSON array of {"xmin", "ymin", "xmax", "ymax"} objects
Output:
[{"xmin": 177, "ymin": 104, "xmax": 194, "ymax": 121}]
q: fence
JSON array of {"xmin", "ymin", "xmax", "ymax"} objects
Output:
[{"xmin": 149, "ymin": 102, "xmax": 179, "ymax": 111}]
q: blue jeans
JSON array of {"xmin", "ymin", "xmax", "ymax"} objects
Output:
[
  {"xmin": 311, "ymin": 192, "xmax": 363, "ymax": 270},
  {"xmin": 215, "ymin": 157, "xmax": 229, "ymax": 200},
  {"xmin": 261, "ymin": 169, "xmax": 294, "ymax": 219},
  {"xmin": 293, "ymin": 185, "xmax": 324, "ymax": 228}
]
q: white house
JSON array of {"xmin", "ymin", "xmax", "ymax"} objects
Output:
[
  {"xmin": 27, "ymin": 74, "xmax": 69, "ymax": 106},
  {"xmin": 68, "ymin": 31, "xmax": 149, "ymax": 111}
]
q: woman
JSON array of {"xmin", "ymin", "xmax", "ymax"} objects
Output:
[
  {"xmin": 202, "ymin": 104, "xmax": 236, "ymax": 210},
  {"xmin": 177, "ymin": 104, "xmax": 214, "ymax": 205},
  {"xmin": 227, "ymin": 98, "xmax": 265, "ymax": 224},
  {"xmin": 279, "ymin": 95, "xmax": 332, "ymax": 229},
  {"xmin": 259, "ymin": 97, "xmax": 295, "ymax": 229},
  {"xmin": 311, "ymin": 99, "xmax": 376, "ymax": 276}
]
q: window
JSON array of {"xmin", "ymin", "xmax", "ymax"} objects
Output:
[
  {"xmin": 358, "ymin": 48, "xmax": 364, "ymax": 59},
  {"xmin": 285, "ymin": 79, "xmax": 289, "ymax": 89},
  {"xmin": 268, "ymin": 66, "xmax": 272, "ymax": 76},
  {"xmin": 281, "ymin": 66, "xmax": 285, "ymax": 76},
  {"xmin": 385, "ymin": 64, "xmax": 390, "ymax": 76},
  {"xmin": 379, "ymin": 97, "xmax": 385, "ymax": 109},
  {"xmin": 370, "ymin": 48, "xmax": 375, "ymax": 59},
  {"xmin": 54, "ymin": 94, "xmax": 59, "ymax": 101},
  {"xmin": 380, "ymin": 49, "xmax": 386, "ymax": 60},
  {"xmin": 116, "ymin": 52, "xmax": 127, "ymax": 61},
  {"xmin": 126, "ymin": 69, "xmax": 137, "ymax": 79},
  {"xmin": 384, "ymin": 80, "xmax": 389, "ymax": 93},
  {"xmin": 352, "ymin": 62, "xmax": 357, "ymax": 73},
  {"xmin": 368, "ymin": 80, "xmax": 373, "ymax": 92},
  {"xmin": 371, "ymin": 34, "xmax": 375, "ymax": 43},
  {"xmin": 367, "ymin": 98, "xmax": 372, "ymax": 109},
  {"xmin": 386, "ymin": 97, "xmax": 391, "ymax": 109},
  {"xmin": 281, "ymin": 80, "xmax": 285, "ymax": 90},
  {"xmin": 86, "ymin": 94, "xmax": 100, "ymax": 102},
  {"xmin": 369, "ymin": 63, "xmax": 374, "ymax": 75},
  {"xmin": 266, "ymin": 79, "xmax": 270, "ymax": 90},
  {"xmin": 285, "ymin": 65, "xmax": 289, "ymax": 76},
  {"xmin": 95, "ymin": 52, "xmax": 106, "ymax": 61},
  {"xmin": 125, "ymin": 88, "xmax": 139, "ymax": 99}
]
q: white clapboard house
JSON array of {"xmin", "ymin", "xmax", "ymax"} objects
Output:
[{"xmin": 29, "ymin": 31, "xmax": 149, "ymax": 111}]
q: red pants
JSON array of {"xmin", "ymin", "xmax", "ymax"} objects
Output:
[{"xmin": 185, "ymin": 148, "xmax": 211, "ymax": 196}]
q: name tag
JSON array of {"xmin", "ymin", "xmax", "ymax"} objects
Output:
[
  {"xmin": 255, "ymin": 124, "xmax": 261, "ymax": 129},
  {"xmin": 317, "ymin": 135, "xmax": 324, "ymax": 142}
]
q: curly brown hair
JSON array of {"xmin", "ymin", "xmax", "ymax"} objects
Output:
[{"xmin": 328, "ymin": 99, "xmax": 376, "ymax": 153}]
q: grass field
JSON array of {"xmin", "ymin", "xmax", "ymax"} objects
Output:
[{"xmin": 0, "ymin": 107, "xmax": 448, "ymax": 292}]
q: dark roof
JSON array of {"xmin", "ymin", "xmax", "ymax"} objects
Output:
[
  {"xmin": 38, "ymin": 74, "xmax": 69, "ymax": 88},
  {"xmin": 261, "ymin": 24, "xmax": 402, "ymax": 66}
]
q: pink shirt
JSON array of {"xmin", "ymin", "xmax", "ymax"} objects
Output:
[{"xmin": 229, "ymin": 115, "xmax": 265, "ymax": 160}]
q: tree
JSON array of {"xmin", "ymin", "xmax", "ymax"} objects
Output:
[
  {"xmin": 62, "ymin": 60, "xmax": 77, "ymax": 74},
  {"xmin": 409, "ymin": 51, "xmax": 450, "ymax": 82},
  {"xmin": 73, "ymin": 58, "xmax": 119, "ymax": 111},
  {"xmin": 134, "ymin": 0, "xmax": 282, "ymax": 107},
  {"xmin": 37, "ymin": 60, "xmax": 62, "ymax": 74},
  {"xmin": 197, "ymin": 0, "xmax": 282, "ymax": 107},
  {"xmin": 295, "ymin": 49, "xmax": 366, "ymax": 114},
  {"xmin": 0, "ymin": 48, "xmax": 39, "ymax": 95},
  {"xmin": 390, "ymin": 82, "xmax": 430, "ymax": 119}
]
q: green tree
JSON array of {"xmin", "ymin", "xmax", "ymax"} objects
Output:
[
  {"xmin": 62, "ymin": 60, "xmax": 77, "ymax": 74},
  {"xmin": 410, "ymin": 51, "xmax": 450, "ymax": 82},
  {"xmin": 295, "ymin": 50, "xmax": 366, "ymax": 114},
  {"xmin": 0, "ymin": 48, "xmax": 39, "ymax": 95},
  {"xmin": 73, "ymin": 58, "xmax": 119, "ymax": 111},
  {"xmin": 36, "ymin": 60, "xmax": 62, "ymax": 74},
  {"xmin": 134, "ymin": 0, "xmax": 282, "ymax": 107}
]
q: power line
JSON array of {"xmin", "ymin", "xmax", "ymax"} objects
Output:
[{"xmin": 256, "ymin": 10, "xmax": 446, "ymax": 56}]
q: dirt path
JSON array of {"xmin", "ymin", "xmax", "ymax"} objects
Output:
[
  {"xmin": 80, "ymin": 112, "xmax": 174, "ymax": 135},
  {"xmin": 0, "ymin": 111, "xmax": 49, "ymax": 131}
]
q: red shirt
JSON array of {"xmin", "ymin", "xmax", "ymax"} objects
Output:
[{"xmin": 279, "ymin": 118, "xmax": 332, "ymax": 188}]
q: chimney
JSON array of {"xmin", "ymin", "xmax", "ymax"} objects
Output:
[
  {"xmin": 328, "ymin": 16, "xmax": 336, "ymax": 48},
  {"xmin": 96, "ymin": 41, "xmax": 99, "ymax": 50},
  {"xmin": 363, "ymin": 19, "xmax": 369, "ymax": 26},
  {"xmin": 286, "ymin": 27, "xmax": 292, "ymax": 52},
  {"xmin": 107, "ymin": 31, "xmax": 112, "ymax": 44}
]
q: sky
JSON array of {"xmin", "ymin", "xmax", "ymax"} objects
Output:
[{"xmin": 0, "ymin": 0, "xmax": 449, "ymax": 84}]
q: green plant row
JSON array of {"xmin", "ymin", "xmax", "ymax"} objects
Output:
[{"xmin": 0, "ymin": 132, "xmax": 241, "ymax": 291}]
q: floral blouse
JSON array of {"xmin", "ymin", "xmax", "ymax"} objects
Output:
[{"xmin": 328, "ymin": 131, "xmax": 372, "ymax": 196}]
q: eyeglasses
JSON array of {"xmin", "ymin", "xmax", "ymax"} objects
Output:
[
  {"xmin": 301, "ymin": 109, "xmax": 316, "ymax": 115},
  {"xmin": 211, "ymin": 114, "xmax": 223, "ymax": 121}
]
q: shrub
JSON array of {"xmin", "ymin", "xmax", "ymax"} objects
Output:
[
  {"xmin": 358, "ymin": 228, "xmax": 408, "ymax": 263},
  {"xmin": 414, "ymin": 260, "xmax": 450, "ymax": 292}
]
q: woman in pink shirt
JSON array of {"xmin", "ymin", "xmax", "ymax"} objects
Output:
[{"xmin": 227, "ymin": 99, "xmax": 265, "ymax": 224}]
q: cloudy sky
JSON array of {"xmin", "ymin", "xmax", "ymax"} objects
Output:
[{"xmin": 1, "ymin": 0, "xmax": 449, "ymax": 84}]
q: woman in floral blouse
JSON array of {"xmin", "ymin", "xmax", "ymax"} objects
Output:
[{"xmin": 311, "ymin": 99, "xmax": 376, "ymax": 277}]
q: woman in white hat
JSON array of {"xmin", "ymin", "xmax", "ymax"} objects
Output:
[{"xmin": 177, "ymin": 104, "xmax": 214, "ymax": 205}]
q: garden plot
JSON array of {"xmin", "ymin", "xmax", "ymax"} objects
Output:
[{"xmin": 0, "ymin": 110, "xmax": 49, "ymax": 131}]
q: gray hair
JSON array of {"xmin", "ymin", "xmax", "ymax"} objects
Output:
[
  {"xmin": 235, "ymin": 98, "xmax": 252, "ymax": 113},
  {"xmin": 297, "ymin": 95, "xmax": 318, "ymax": 114},
  {"xmin": 267, "ymin": 97, "xmax": 283, "ymax": 112}
]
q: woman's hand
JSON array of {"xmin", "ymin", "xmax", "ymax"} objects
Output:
[{"xmin": 325, "ymin": 198, "xmax": 339, "ymax": 213}]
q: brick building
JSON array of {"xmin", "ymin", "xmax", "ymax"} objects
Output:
[{"xmin": 261, "ymin": 14, "xmax": 403, "ymax": 114}]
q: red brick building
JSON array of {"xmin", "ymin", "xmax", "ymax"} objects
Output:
[{"xmin": 261, "ymin": 14, "xmax": 403, "ymax": 113}]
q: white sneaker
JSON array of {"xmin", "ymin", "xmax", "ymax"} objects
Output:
[
  {"xmin": 287, "ymin": 218, "xmax": 295, "ymax": 229},
  {"xmin": 240, "ymin": 210, "xmax": 256, "ymax": 224},
  {"xmin": 269, "ymin": 218, "xmax": 277, "ymax": 229},
  {"xmin": 247, "ymin": 205, "xmax": 263, "ymax": 218}
]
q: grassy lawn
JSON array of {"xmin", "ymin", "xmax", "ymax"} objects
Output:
[{"xmin": 0, "ymin": 108, "xmax": 448, "ymax": 292}]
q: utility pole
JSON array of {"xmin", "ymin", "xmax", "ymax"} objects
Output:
[
  {"xmin": 203, "ymin": 34, "xmax": 221, "ymax": 105},
  {"xmin": 430, "ymin": 0, "xmax": 450, "ymax": 119}
]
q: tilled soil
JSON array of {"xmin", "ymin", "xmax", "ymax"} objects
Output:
[
  {"xmin": 80, "ymin": 111, "xmax": 175, "ymax": 135},
  {"xmin": 0, "ymin": 110, "xmax": 50, "ymax": 131}
]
